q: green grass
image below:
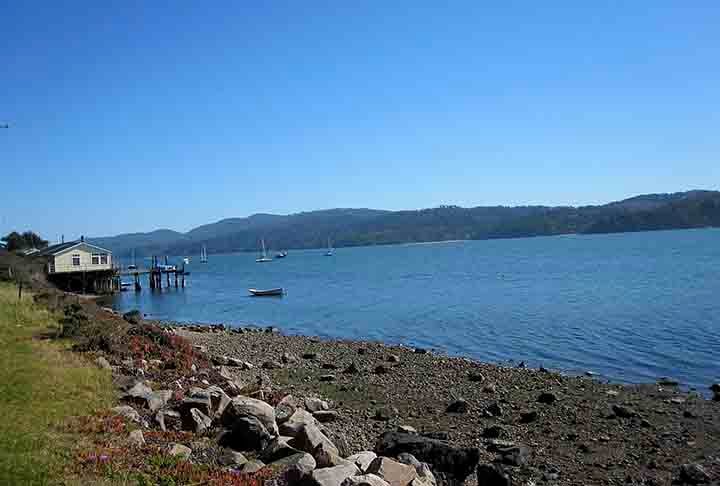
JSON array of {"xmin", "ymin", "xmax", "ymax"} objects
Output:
[{"xmin": 0, "ymin": 283, "xmax": 114, "ymax": 485}]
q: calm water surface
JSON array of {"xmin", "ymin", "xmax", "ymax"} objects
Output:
[{"xmin": 112, "ymin": 229, "xmax": 720, "ymax": 390}]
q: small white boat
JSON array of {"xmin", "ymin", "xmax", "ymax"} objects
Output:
[
  {"xmin": 275, "ymin": 251, "xmax": 288, "ymax": 259},
  {"xmin": 249, "ymin": 287, "xmax": 284, "ymax": 297},
  {"xmin": 256, "ymin": 239, "xmax": 273, "ymax": 262},
  {"xmin": 183, "ymin": 257, "xmax": 190, "ymax": 265},
  {"xmin": 325, "ymin": 237, "xmax": 333, "ymax": 256}
]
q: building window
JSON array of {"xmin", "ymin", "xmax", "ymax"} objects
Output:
[
  {"xmin": 92, "ymin": 254, "xmax": 100, "ymax": 265},
  {"xmin": 100, "ymin": 254, "xmax": 108, "ymax": 264},
  {"xmin": 72, "ymin": 254, "xmax": 81, "ymax": 266}
]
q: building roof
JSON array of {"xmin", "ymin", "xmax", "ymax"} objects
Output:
[{"xmin": 36, "ymin": 240, "xmax": 112, "ymax": 257}]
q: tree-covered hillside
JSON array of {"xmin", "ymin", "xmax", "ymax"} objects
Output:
[{"xmin": 89, "ymin": 190, "xmax": 720, "ymax": 257}]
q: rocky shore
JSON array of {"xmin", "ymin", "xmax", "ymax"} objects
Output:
[
  {"xmin": 163, "ymin": 323, "xmax": 720, "ymax": 485},
  {"xmin": 75, "ymin": 300, "xmax": 720, "ymax": 486}
]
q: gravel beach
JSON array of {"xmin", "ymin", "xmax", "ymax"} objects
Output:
[{"xmin": 175, "ymin": 324, "xmax": 720, "ymax": 485}]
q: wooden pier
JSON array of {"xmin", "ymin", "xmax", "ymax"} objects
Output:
[{"xmin": 119, "ymin": 256, "xmax": 189, "ymax": 291}]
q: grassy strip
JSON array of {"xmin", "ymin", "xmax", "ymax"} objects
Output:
[{"xmin": 0, "ymin": 283, "xmax": 113, "ymax": 485}]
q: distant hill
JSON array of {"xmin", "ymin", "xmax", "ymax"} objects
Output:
[{"xmin": 89, "ymin": 190, "xmax": 720, "ymax": 257}]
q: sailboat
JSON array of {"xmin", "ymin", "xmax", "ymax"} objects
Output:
[
  {"xmin": 128, "ymin": 249, "xmax": 137, "ymax": 270},
  {"xmin": 200, "ymin": 245, "xmax": 208, "ymax": 263},
  {"xmin": 256, "ymin": 239, "xmax": 273, "ymax": 263},
  {"xmin": 325, "ymin": 237, "xmax": 333, "ymax": 256}
]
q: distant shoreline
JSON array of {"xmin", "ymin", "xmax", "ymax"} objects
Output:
[{"xmin": 113, "ymin": 225, "xmax": 720, "ymax": 260}]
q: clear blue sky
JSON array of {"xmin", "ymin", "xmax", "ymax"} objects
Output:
[{"xmin": 1, "ymin": 2, "xmax": 719, "ymax": 241}]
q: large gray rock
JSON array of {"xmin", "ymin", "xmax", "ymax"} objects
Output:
[
  {"xmin": 324, "ymin": 427, "xmax": 352, "ymax": 457},
  {"xmin": 220, "ymin": 415, "xmax": 272, "ymax": 451},
  {"xmin": 221, "ymin": 395, "xmax": 279, "ymax": 435},
  {"xmin": 188, "ymin": 385, "xmax": 231, "ymax": 419},
  {"xmin": 261, "ymin": 436, "xmax": 303, "ymax": 463},
  {"xmin": 305, "ymin": 397, "xmax": 330, "ymax": 412},
  {"xmin": 476, "ymin": 463, "xmax": 511, "ymax": 486},
  {"xmin": 169, "ymin": 443, "xmax": 191, "ymax": 460},
  {"xmin": 276, "ymin": 395, "xmax": 298, "ymax": 424},
  {"xmin": 190, "ymin": 408, "xmax": 213, "ymax": 435},
  {"xmin": 96, "ymin": 356, "xmax": 112, "ymax": 370},
  {"xmin": 366, "ymin": 457, "xmax": 418, "ymax": 486},
  {"xmin": 128, "ymin": 429, "xmax": 145, "ymax": 446},
  {"xmin": 397, "ymin": 454, "xmax": 436, "ymax": 486},
  {"xmin": 156, "ymin": 409, "xmax": 182, "ymax": 431},
  {"xmin": 179, "ymin": 396, "xmax": 212, "ymax": 420},
  {"xmin": 314, "ymin": 410, "xmax": 340, "ymax": 423},
  {"xmin": 218, "ymin": 449, "xmax": 248, "ymax": 467},
  {"xmin": 280, "ymin": 408, "xmax": 318, "ymax": 437},
  {"xmin": 314, "ymin": 442, "xmax": 350, "ymax": 468},
  {"xmin": 147, "ymin": 390, "xmax": 172, "ymax": 413},
  {"xmin": 242, "ymin": 460, "xmax": 266, "ymax": 473},
  {"xmin": 290, "ymin": 423, "xmax": 339, "ymax": 457},
  {"xmin": 111, "ymin": 405, "xmax": 141, "ymax": 423},
  {"xmin": 374, "ymin": 432, "xmax": 479, "ymax": 486},
  {"xmin": 309, "ymin": 463, "xmax": 361, "ymax": 486},
  {"xmin": 342, "ymin": 474, "xmax": 391, "ymax": 486},
  {"xmin": 125, "ymin": 381, "xmax": 153, "ymax": 399},
  {"xmin": 497, "ymin": 444, "xmax": 531, "ymax": 467},
  {"xmin": 271, "ymin": 452, "xmax": 317, "ymax": 484},
  {"xmin": 122, "ymin": 381, "xmax": 156, "ymax": 409},
  {"xmin": 679, "ymin": 463, "xmax": 710, "ymax": 484},
  {"xmin": 347, "ymin": 451, "xmax": 378, "ymax": 472}
]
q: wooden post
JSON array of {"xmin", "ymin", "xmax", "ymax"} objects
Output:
[{"xmin": 17, "ymin": 281, "xmax": 22, "ymax": 301}]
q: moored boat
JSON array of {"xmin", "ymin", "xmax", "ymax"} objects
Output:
[
  {"xmin": 248, "ymin": 287, "xmax": 284, "ymax": 297},
  {"xmin": 325, "ymin": 237, "xmax": 333, "ymax": 256},
  {"xmin": 256, "ymin": 239, "xmax": 273, "ymax": 262}
]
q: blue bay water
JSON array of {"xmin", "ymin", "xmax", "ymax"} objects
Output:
[{"xmin": 112, "ymin": 228, "xmax": 720, "ymax": 390}]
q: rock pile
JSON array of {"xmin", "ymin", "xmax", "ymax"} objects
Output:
[{"xmin": 112, "ymin": 376, "xmax": 481, "ymax": 485}]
